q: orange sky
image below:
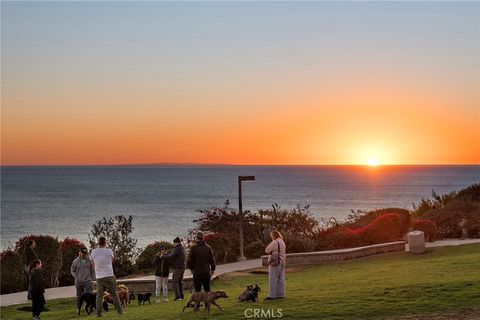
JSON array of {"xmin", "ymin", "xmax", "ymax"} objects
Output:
[{"xmin": 2, "ymin": 2, "xmax": 479, "ymax": 166}]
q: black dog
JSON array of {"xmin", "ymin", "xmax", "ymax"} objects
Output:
[
  {"xmin": 247, "ymin": 284, "xmax": 261, "ymax": 302},
  {"xmin": 129, "ymin": 291, "xmax": 136, "ymax": 304},
  {"xmin": 78, "ymin": 292, "xmax": 96, "ymax": 315},
  {"xmin": 78, "ymin": 292, "xmax": 109, "ymax": 315},
  {"xmin": 137, "ymin": 292, "xmax": 152, "ymax": 305},
  {"xmin": 238, "ymin": 284, "xmax": 261, "ymax": 302}
]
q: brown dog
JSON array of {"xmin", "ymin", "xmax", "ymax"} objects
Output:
[
  {"xmin": 117, "ymin": 284, "xmax": 129, "ymax": 309},
  {"xmin": 182, "ymin": 290, "xmax": 228, "ymax": 314},
  {"xmin": 102, "ymin": 284, "xmax": 129, "ymax": 310}
]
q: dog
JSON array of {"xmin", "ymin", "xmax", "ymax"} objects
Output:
[
  {"xmin": 129, "ymin": 291, "xmax": 136, "ymax": 304},
  {"xmin": 117, "ymin": 284, "xmax": 130, "ymax": 309},
  {"xmin": 77, "ymin": 291, "xmax": 109, "ymax": 315},
  {"xmin": 239, "ymin": 284, "xmax": 261, "ymax": 302},
  {"xmin": 182, "ymin": 290, "xmax": 228, "ymax": 314},
  {"xmin": 102, "ymin": 292, "xmax": 113, "ymax": 312},
  {"xmin": 78, "ymin": 292, "xmax": 96, "ymax": 315},
  {"xmin": 137, "ymin": 292, "xmax": 152, "ymax": 305}
]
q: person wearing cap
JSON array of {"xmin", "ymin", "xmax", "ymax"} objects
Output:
[
  {"xmin": 162, "ymin": 237, "xmax": 186, "ymax": 301},
  {"xmin": 187, "ymin": 231, "xmax": 216, "ymax": 293},
  {"xmin": 153, "ymin": 245, "xmax": 171, "ymax": 303},
  {"xmin": 71, "ymin": 246, "xmax": 95, "ymax": 314}
]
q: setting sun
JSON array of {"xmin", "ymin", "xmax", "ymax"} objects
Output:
[{"xmin": 367, "ymin": 157, "xmax": 380, "ymax": 166}]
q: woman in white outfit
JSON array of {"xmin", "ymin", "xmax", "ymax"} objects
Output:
[{"xmin": 265, "ymin": 230, "xmax": 286, "ymax": 300}]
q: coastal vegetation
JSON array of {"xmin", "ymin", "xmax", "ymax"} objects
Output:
[
  {"xmin": 87, "ymin": 215, "xmax": 139, "ymax": 277},
  {"xmin": 1, "ymin": 184, "xmax": 479, "ymax": 294},
  {"xmin": 1, "ymin": 244, "xmax": 479, "ymax": 319}
]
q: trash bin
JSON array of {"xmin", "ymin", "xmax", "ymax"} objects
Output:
[{"xmin": 408, "ymin": 231, "xmax": 426, "ymax": 254}]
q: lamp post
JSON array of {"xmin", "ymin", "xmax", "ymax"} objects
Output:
[{"xmin": 238, "ymin": 175, "xmax": 255, "ymax": 261}]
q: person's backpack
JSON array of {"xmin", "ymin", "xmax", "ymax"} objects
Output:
[{"xmin": 268, "ymin": 240, "xmax": 281, "ymax": 266}]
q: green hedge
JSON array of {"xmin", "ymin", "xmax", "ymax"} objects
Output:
[{"xmin": 135, "ymin": 241, "xmax": 173, "ymax": 271}]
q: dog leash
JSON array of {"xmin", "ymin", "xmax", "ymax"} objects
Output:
[{"xmin": 217, "ymin": 275, "xmax": 244, "ymax": 289}]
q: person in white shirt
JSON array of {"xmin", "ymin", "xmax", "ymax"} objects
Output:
[
  {"xmin": 265, "ymin": 230, "xmax": 286, "ymax": 300},
  {"xmin": 91, "ymin": 237, "xmax": 123, "ymax": 317}
]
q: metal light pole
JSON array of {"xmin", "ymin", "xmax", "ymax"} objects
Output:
[{"xmin": 238, "ymin": 175, "xmax": 255, "ymax": 261}]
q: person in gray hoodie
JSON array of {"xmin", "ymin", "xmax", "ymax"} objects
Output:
[{"xmin": 71, "ymin": 247, "xmax": 95, "ymax": 313}]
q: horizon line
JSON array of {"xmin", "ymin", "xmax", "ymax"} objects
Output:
[{"xmin": 1, "ymin": 162, "xmax": 479, "ymax": 167}]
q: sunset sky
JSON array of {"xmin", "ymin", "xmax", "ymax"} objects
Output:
[{"xmin": 2, "ymin": 2, "xmax": 479, "ymax": 166}]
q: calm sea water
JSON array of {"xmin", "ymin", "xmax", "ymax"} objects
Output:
[{"xmin": 1, "ymin": 165, "xmax": 479, "ymax": 249}]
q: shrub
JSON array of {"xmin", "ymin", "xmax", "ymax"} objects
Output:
[
  {"xmin": 326, "ymin": 228, "xmax": 362, "ymax": 249},
  {"xmin": 191, "ymin": 201, "xmax": 321, "ymax": 261},
  {"xmin": 202, "ymin": 232, "xmax": 233, "ymax": 264},
  {"xmin": 88, "ymin": 215, "xmax": 139, "ymax": 277},
  {"xmin": 189, "ymin": 202, "xmax": 244, "ymax": 263},
  {"xmin": 346, "ymin": 208, "xmax": 410, "ymax": 230},
  {"xmin": 364, "ymin": 213, "xmax": 403, "ymax": 243},
  {"xmin": 316, "ymin": 213, "xmax": 406, "ymax": 250},
  {"xmin": 412, "ymin": 219, "xmax": 438, "ymax": 242},
  {"xmin": 59, "ymin": 238, "xmax": 84, "ymax": 286},
  {"xmin": 423, "ymin": 202, "xmax": 479, "ymax": 238},
  {"xmin": 416, "ymin": 184, "xmax": 480, "ymax": 238},
  {"xmin": 467, "ymin": 223, "xmax": 480, "ymax": 238},
  {"xmin": 15, "ymin": 235, "xmax": 62, "ymax": 288},
  {"xmin": 136, "ymin": 241, "xmax": 174, "ymax": 271},
  {"xmin": 0, "ymin": 250, "xmax": 25, "ymax": 294}
]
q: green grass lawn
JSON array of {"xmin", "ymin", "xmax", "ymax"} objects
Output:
[{"xmin": 2, "ymin": 244, "xmax": 479, "ymax": 320}]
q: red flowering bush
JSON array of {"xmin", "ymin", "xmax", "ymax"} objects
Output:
[
  {"xmin": 316, "ymin": 213, "xmax": 407, "ymax": 250},
  {"xmin": 412, "ymin": 219, "xmax": 437, "ymax": 242},
  {"xmin": 328, "ymin": 228, "xmax": 361, "ymax": 249},
  {"xmin": 59, "ymin": 238, "xmax": 84, "ymax": 286},
  {"xmin": 15, "ymin": 235, "xmax": 62, "ymax": 288},
  {"xmin": 346, "ymin": 208, "xmax": 411, "ymax": 235},
  {"xmin": 366, "ymin": 213, "xmax": 403, "ymax": 243},
  {"xmin": 0, "ymin": 249, "xmax": 25, "ymax": 294}
]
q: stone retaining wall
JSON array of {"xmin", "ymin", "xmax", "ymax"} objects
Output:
[
  {"xmin": 117, "ymin": 277, "xmax": 196, "ymax": 294},
  {"xmin": 261, "ymin": 241, "xmax": 406, "ymax": 266}
]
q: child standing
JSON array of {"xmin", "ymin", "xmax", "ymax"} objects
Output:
[
  {"xmin": 153, "ymin": 246, "xmax": 171, "ymax": 303},
  {"xmin": 30, "ymin": 259, "xmax": 45, "ymax": 320}
]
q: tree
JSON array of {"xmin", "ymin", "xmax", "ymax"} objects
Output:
[
  {"xmin": 88, "ymin": 215, "xmax": 138, "ymax": 277},
  {"xmin": 59, "ymin": 238, "xmax": 84, "ymax": 286}
]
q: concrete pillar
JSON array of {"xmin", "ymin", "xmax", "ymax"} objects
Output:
[{"xmin": 408, "ymin": 231, "xmax": 426, "ymax": 254}]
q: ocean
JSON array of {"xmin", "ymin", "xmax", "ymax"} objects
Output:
[{"xmin": 1, "ymin": 165, "xmax": 479, "ymax": 250}]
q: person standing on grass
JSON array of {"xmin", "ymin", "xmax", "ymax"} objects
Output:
[
  {"xmin": 265, "ymin": 230, "xmax": 286, "ymax": 300},
  {"xmin": 71, "ymin": 246, "xmax": 96, "ymax": 315},
  {"xmin": 24, "ymin": 240, "xmax": 38, "ymax": 299},
  {"xmin": 163, "ymin": 237, "xmax": 186, "ymax": 301},
  {"xmin": 153, "ymin": 245, "xmax": 171, "ymax": 303},
  {"xmin": 91, "ymin": 236, "xmax": 123, "ymax": 317},
  {"xmin": 187, "ymin": 231, "xmax": 216, "ymax": 293},
  {"xmin": 29, "ymin": 259, "xmax": 45, "ymax": 320}
]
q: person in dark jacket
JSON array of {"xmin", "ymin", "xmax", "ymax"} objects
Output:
[
  {"xmin": 162, "ymin": 237, "xmax": 186, "ymax": 301},
  {"xmin": 30, "ymin": 259, "xmax": 45, "ymax": 320},
  {"xmin": 187, "ymin": 231, "xmax": 216, "ymax": 293},
  {"xmin": 24, "ymin": 240, "xmax": 38, "ymax": 299},
  {"xmin": 153, "ymin": 245, "xmax": 171, "ymax": 303}
]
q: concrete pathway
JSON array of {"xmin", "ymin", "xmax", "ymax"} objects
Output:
[
  {"xmin": 2, "ymin": 239, "xmax": 479, "ymax": 307},
  {"xmin": 406, "ymin": 238, "xmax": 480, "ymax": 251},
  {"xmin": 0, "ymin": 258, "xmax": 261, "ymax": 307}
]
